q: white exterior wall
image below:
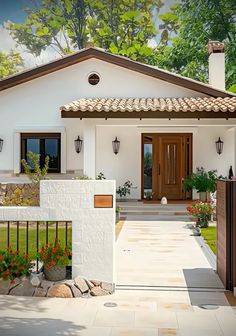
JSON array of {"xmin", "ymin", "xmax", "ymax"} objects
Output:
[
  {"xmin": 96, "ymin": 123, "xmax": 235, "ymax": 199},
  {"xmin": 0, "ymin": 57, "xmax": 207, "ymax": 174},
  {"xmin": 0, "ymin": 56, "xmax": 235, "ymax": 197}
]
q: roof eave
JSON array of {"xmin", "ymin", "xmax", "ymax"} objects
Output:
[
  {"xmin": 61, "ymin": 110, "xmax": 236, "ymax": 119},
  {"xmin": 0, "ymin": 47, "xmax": 235, "ymax": 98}
]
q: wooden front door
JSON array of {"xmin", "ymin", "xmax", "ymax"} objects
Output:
[{"xmin": 142, "ymin": 133, "xmax": 192, "ymax": 200}]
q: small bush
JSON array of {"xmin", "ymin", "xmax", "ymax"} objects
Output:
[{"xmin": 0, "ymin": 247, "xmax": 33, "ymax": 283}]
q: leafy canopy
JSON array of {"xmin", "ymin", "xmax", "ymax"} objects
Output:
[{"xmin": 0, "ymin": 51, "xmax": 24, "ymax": 79}]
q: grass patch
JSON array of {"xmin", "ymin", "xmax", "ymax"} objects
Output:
[
  {"xmin": 0, "ymin": 223, "xmax": 72, "ymax": 259},
  {"xmin": 201, "ymin": 226, "xmax": 216, "ymax": 255}
]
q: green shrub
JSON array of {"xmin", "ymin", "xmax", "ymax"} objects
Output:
[{"xmin": 183, "ymin": 167, "xmax": 218, "ymax": 193}]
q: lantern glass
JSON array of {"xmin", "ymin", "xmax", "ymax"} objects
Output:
[
  {"xmin": 216, "ymin": 137, "xmax": 223, "ymax": 155},
  {"xmin": 0, "ymin": 138, "xmax": 3, "ymax": 152},
  {"xmin": 74, "ymin": 136, "xmax": 83, "ymax": 153},
  {"xmin": 112, "ymin": 137, "xmax": 120, "ymax": 155}
]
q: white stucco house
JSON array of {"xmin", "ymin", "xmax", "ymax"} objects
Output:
[{"xmin": 0, "ymin": 41, "xmax": 236, "ymax": 200}]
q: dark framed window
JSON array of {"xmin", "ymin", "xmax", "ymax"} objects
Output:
[{"xmin": 21, "ymin": 133, "xmax": 61, "ymax": 173}]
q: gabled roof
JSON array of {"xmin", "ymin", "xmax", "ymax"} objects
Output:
[{"xmin": 0, "ymin": 47, "xmax": 234, "ymax": 98}]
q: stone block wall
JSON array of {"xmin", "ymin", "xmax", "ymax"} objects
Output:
[{"xmin": 0, "ymin": 180, "xmax": 116, "ymax": 285}]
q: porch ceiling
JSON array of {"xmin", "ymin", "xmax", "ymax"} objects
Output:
[{"xmin": 60, "ymin": 97, "xmax": 236, "ymax": 119}]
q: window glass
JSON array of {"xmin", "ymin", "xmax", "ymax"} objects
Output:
[
  {"xmin": 144, "ymin": 143, "xmax": 152, "ymax": 198},
  {"xmin": 21, "ymin": 134, "xmax": 60, "ymax": 173},
  {"xmin": 45, "ymin": 139, "xmax": 59, "ymax": 170}
]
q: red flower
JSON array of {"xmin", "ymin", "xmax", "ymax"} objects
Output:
[
  {"xmin": 10, "ymin": 280, "xmax": 15, "ymax": 285},
  {"xmin": 13, "ymin": 250, "xmax": 18, "ymax": 255},
  {"xmin": 51, "ymin": 260, "xmax": 56, "ymax": 265},
  {"xmin": 0, "ymin": 256, "xmax": 3, "ymax": 261},
  {"xmin": 14, "ymin": 270, "xmax": 18, "ymax": 274},
  {"xmin": 69, "ymin": 252, "xmax": 72, "ymax": 257},
  {"xmin": 56, "ymin": 256, "xmax": 60, "ymax": 260},
  {"xmin": 20, "ymin": 266, "xmax": 24, "ymax": 270}
]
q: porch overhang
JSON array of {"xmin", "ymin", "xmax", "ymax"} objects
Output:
[{"xmin": 60, "ymin": 97, "xmax": 236, "ymax": 119}]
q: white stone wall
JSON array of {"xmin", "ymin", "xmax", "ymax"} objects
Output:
[{"xmin": 0, "ymin": 180, "xmax": 116, "ymax": 284}]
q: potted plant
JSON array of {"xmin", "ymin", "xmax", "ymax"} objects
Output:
[
  {"xmin": 183, "ymin": 167, "xmax": 218, "ymax": 201},
  {"xmin": 116, "ymin": 180, "xmax": 133, "ymax": 200},
  {"xmin": 0, "ymin": 247, "xmax": 33, "ymax": 285},
  {"xmin": 116, "ymin": 205, "xmax": 121, "ymax": 223},
  {"xmin": 144, "ymin": 191, "xmax": 154, "ymax": 200},
  {"xmin": 187, "ymin": 201, "xmax": 214, "ymax": 228},
  {"xmin": 38, "ymin": 240, "xmax": 72, "ymax": 281}
]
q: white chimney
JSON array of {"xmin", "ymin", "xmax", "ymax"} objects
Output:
[{"xmin": 208, "ymin": 41, "xmax": 225, "ymax": 91}]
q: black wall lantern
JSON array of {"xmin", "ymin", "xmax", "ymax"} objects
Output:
[
  {"xmin": 216, "ymin": 137, "xmax": 224, "ymax": 155},
  {"xmin": 112, "ymin": 137, "xmax": 120, "ymax": 155},
  {"xmin": 0, "ymin": 138, "xmax": 3, "ymax": 152},
  {"xmin": 74, "ymin": 136, "xmax": 83, "ymax": 154}
]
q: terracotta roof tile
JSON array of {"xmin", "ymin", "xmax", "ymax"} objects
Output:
[{"xmin": 60, "ymin": 97, "xmax": 236, "ymax": 113}]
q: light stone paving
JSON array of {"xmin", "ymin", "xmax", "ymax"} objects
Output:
[{"xmin": 1, "ymin": 216, "xmax": 236, "ymax": 335}]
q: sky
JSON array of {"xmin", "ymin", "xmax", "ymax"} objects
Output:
[{"xmin": 0, "ymin": 0, "xmax": 177, "ymax": 68}]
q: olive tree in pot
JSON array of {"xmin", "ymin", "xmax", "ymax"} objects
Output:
[{"xmin": 183, "ymin": 167, "xmax": 218, "ymax": 201}]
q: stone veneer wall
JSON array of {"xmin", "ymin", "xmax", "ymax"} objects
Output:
[
  {"xmin": 0, "ymin": 180, "xmax": 116, "ymax": 286},
  {"xmin": 0, "ymin": 183, "xmax": 39, "ymax": 205}
]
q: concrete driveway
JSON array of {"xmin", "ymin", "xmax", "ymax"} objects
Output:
[{"xmin": 1, "ymin": 216, "xmax": 236, "ymax": 336}]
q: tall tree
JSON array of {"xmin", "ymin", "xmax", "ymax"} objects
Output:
[
  {"xmin": 7, "ymin": 0, "xmax": 165, "ymax": 62},
  {"xmin": 154, "ymin": 0, "xmax": 236, "ymax": 90},
  {"xmin": 0, "ymin": 51, "xmax": 24, "ymax": 79}
]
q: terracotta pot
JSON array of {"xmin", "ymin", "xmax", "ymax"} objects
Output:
[{"xmin": 44, "ymin": 265, "xmax": 66, "ymax": 281}]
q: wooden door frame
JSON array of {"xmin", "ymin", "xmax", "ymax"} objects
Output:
[{"xmin": 141, "ymin": 133, "xmax": 193, "ymax": 200}]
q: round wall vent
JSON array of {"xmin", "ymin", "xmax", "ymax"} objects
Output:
[{"xmin": 88, "ymin": 73, "xmax": 100, "ymax": 85}]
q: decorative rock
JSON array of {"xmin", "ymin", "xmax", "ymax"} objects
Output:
[
  {"xmin": 90, "ymin": 280, "xmax": 101, "ymax": 287},
  {"xmin": 101, "ymin": 282, "xmax": 113, "ymax": 293},
  {"xmin": 85, "ymin": 279, "xmax": 95, "ymax": 290},
  {"xmin": 161, "ymin": 197, "xmax": 168, "ymax": 205},
  {"xmin": 90, "ymin": 287, "xmax": 110, "ymax": 296},
  {"xmin": 9, "ymin": 278, "xmax": 35, "ymax": 296},
  {"xmin": 47, "ymin": 284, "xmax": 73, "ymax": 298},
  {"xmin": 34, "ymin": 288, "xmax": 47, "ymax": 297},
  {"xmin": 0, "ymin": 280, "xmax": 11, "ymax": 295},
  {"xmin": 41, "ymin": 280, "xmax": 54, "ymax": 291},
  {"xmin": 74, "ymin": 277, "xmax": 89, "ymax": 293},
  {"xmin": 68, "ymin": 284, "xmax": 82, "ymax": 298},
  {"xmin": 30, "ymin": 272, "xmax": 44, "ymax": 287}
]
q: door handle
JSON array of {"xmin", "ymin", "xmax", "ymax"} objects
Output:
[{"xmin": 158, "ymin": 163, "xmax": 161, "ymax": 175}]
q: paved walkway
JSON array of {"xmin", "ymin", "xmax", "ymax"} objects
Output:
[{"xmin": 1, "ymin": 217, "xmax": 236, "ymax": 336}]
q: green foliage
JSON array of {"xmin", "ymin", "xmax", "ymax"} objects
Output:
[
  {"xmin": 38, "ymin": 239, "xmax": 72, "ymax": 267},
  {"xmin": 96, "ymin": 172, "xmax": 106, "ymax": 180},
  {"xmin": 187, "ymin": 201, "xmax": 214, "ymax": 227},
  {"xmin": 6, "ymin": 0, "xmax": 165, "ymax": 62},
  {"xmin": 0, "ymin": 248, "xmax": 33, "ymax": 283},
  {"xmin": 73, "ymin": 174, "xmax": 92, "ymax": 180},
  {"xmin": 155, "ymin": 0, "xmax": 236, "ymax": 90},
  {"xmin": 2, "ymin": 188, "xmax": 39, "ymax": 206},
  {"xmin": 144, "ymin": 191, "xmax": 154, "ymax": 200},
  {"xmin": 201, "ymin": 226, "xmax": 216, "ymax": 254},
  {"xmin": 0, "ymin": 50, "xmax": 24, "ymax": 79},
  {"xmin": 116, "ymin": 180, "xmax": 133, "ymax": 198},
  {"xmin": 183, "ymin": 167, "xmax": 218, "ymax": 193},
  {"xmin": 21, "ymin": 151, "xmax": 49, "ymax": 184}
]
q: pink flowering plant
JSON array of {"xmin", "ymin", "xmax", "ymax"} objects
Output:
[{"xmin": 0, "ymin": 247, "xmax": 33, "ymax": 284}]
